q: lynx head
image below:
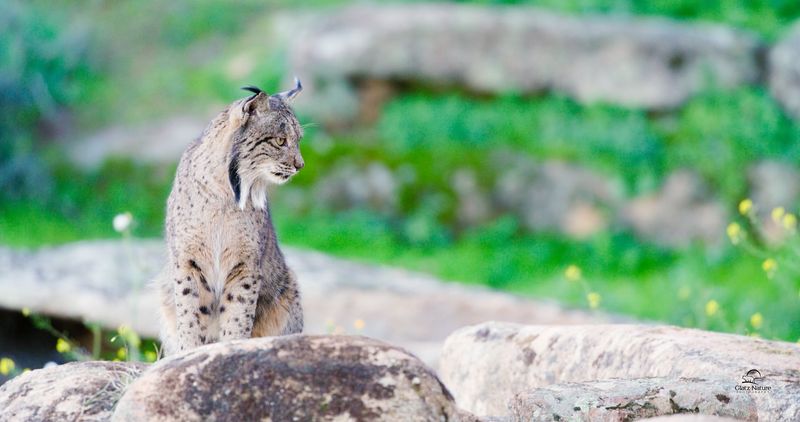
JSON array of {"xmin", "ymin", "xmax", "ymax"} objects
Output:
[{"xmin": 228, "ymin": 78, "xmax": 304, "ymax": 210}]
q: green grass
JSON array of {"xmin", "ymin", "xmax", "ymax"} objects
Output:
[
  {"xmin": 377, "ymin": 88, "xmax": 800, "ymax": 202},
  {"xmin": 2, "ymin": 159, "xmax": 798, "ymax": 342},
  {"xmin": 0, "ymin": 161, "xmax": 173, "ymax": 247},
  {"xmin": 276, "ymin": 209, "xmax": 798, "ymax": 340}
]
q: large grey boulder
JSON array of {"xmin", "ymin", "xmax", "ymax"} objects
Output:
[
  {"xmin": 622, "ymin": 171, "xmax": 727, "ymax": 247},
  {"xmin": 69, "ymin": 115, "xmax": 209, "ymax": 168},
  {"xmin": 643, "ymin": 415, "xmax": 740, "ymax": 422},
  {"xmin": 494, "ymin": 156, "xmax": 622, "ymax": 238},
  {"xmin": 745, "ymin": 160, "xmax": 800, "ymax": 242},
  {"xmin": 439, "ymin": 323, "xmax": 800, "ymax": 419},
  {"xmin": 112, "ymin": 335, "xmax": 474, "ymax": 421},
  {"xmin": 509, "ymin": 377, "xmax": 759, "ymax": 421},
  {"xmin": 289, "ymin": 4, "xmax": 761, "ymax": 124},
  {"xmin": 770, "ymin": 22, "xmax": 800, "ymax": 120},
  {"xmin": 747, "ymin": 161, "xmax": 800, "ymax": 215},
  {"xmin": 0, "ymin": 361, "xmax": 146, "ymax": 421}
]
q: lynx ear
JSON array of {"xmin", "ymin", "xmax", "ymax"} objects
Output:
[
  {"xmin": 243, "ymin": 91, "xmax": 270, "ymax": 114},
  {"xmin": 274, "ymin": 77, "xmax": 302, "ymax": 102},
  {"xmin": 230, "ymin": 87, "xmax": 270, "ymax": 126}
]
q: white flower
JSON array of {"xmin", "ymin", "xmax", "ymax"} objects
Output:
[{"xmin": 113, "ymin": 212, "xmax": 133, "ymax": 233}]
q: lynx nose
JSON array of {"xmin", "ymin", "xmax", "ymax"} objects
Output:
[{"xmin": 293, "ymin": 156, "xmax": 305, "ymax": 170}]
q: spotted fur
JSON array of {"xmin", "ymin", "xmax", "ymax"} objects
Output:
[{"xmin": 157, "ymin": 83, "xmax": 305, "ymax": 356}]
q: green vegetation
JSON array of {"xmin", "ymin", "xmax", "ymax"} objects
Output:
[
  {"xmin": 471, "ymin": 0, "xmax": 800, "ymax": 39},
  {"xmin": 2, "ymin": 0, "xmax": 799, "ymax": 350},
  {"xmin": 3, "ymin": 86, "xmax": 799, "ymax": 342}
]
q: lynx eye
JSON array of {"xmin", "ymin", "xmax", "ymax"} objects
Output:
[{"xmin": 274, "ymin": 137, "xmax": 286, "ymax": 146}]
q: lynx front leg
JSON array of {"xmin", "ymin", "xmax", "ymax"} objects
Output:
[
  {"xmin": 218, "ymin": 263, "xmax": 261, "ymax": 340},
  {"xmin": 173, "ymin": 259, "xmax": 215, "ymax": 352}
]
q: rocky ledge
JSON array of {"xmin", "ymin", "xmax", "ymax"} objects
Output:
[
  {"xmin": 1, "ymin": 335, "xmax": 476, "ymax": 421},
  {"xmin": 0, "ymin": 240, "xmax": 614, "ymax": 369},
  {"xmin": 440, "ymin": 323, "xmax": 800, "ymax": 420},
  {"xmin": 2, "ymin": 323, "xmax": 799, "ymax": 421}
]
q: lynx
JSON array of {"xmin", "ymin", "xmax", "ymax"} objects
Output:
[{"xmin": 157, "ymin": 80, "xmax": 305, "ymax": 355}]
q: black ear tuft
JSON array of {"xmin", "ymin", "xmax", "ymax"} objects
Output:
[
  {"xmin": 241, "ymin": 86, "xmax": 263, "ymax": 96},
  {"xmin": 228, "ymin": 151, "xmax": 241, "ymax": 203}
]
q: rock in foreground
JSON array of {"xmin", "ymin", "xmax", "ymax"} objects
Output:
[
  {"xmin": 510, "ymin": 377, "xmax": 759, "ymax": 421},
  {"xmin": 113, "ymin": 335, "xmax": 473, "ymax": 421},
  {"xmin": 440, "ymin": 323, "xmax": 800, "ymax": 419},
  {"xmin": 0, "ymin": 361, "xmax": 146, "ymax": 422}
]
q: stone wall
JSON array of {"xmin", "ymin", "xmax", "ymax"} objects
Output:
[
  {"xmin": 288, "ymin": 5, "xmax": 763, "ymax": 124},
  {"xmin": 281, "ymin": 4, "xmax": 800, "ymax": 125}
]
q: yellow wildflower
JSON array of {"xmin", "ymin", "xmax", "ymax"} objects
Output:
[
  {"xmin": 771, "ymin": 207, "xmax": 785, "ymax": 223},
  {"xmin": 56, "ymin": 338, "xmax": 71, "ymax": 354},
  {"xmin": 783, "ymin": 213, "xmax": 797, "ymax": 231},
  {"xmin": 738, "ymin": 199, "xmax": 753, "ymax": 215},
  {"xmin": 117, "ymin": 325, "xmax": 141, "ymax": 348},
  {"xmin": 116, "ymin": 348, "xmax": 127, "ymax": 360},
  {"xmin": 564, "ymin": 265, "xmax": 582, "ymax": 282},
  {"xmin": 353, "ymin": 319, "xmax": 365, "ymax": 331},
  {"xmin": 144, "ymin": 350, "xmax": 158, "ymax": 363},
  {"xmin": 762, "ymin": 258, "xmax": 777, "ymax": 278},
  {"xmin": 750, "ymin": 312, "xmax": 764, "ymax": 330},
  {"xmin": 705, "ymin": 300, "xmax": 719, "ymax": 317},
  {"xmin": 0, "ymin": 358, "xmax": 15, "ymax": 376},
  {"xmin": 21, "ymin": 308, "xmax": 30, "ymax": 317},
  {"xmin": 587, "ymin": 292, "xmax": 601, "ymax": 309},
  {"xmin": 726, "ymin": 223, "xmax": 742, "ymax": 244}
]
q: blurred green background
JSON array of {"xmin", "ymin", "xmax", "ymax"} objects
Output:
[{"xmin": 2, "ymin": 0, "xmax": 799, "ymax": 343}]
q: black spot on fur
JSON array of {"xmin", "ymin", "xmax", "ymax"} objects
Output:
[
  {"xmin": 242, "ymin": 283, "xmax": 251, "ymax": 290},
  {"xmin": 199, "ymin": 306, "xmax": 210, "ymax": 315},
  {"xmin": 182, "ymin": 288, "xmax": 191, "ymax": 296},
  {"xmin": 200, "ymin": 275, "xmax": 211, "ymax": 292}
]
